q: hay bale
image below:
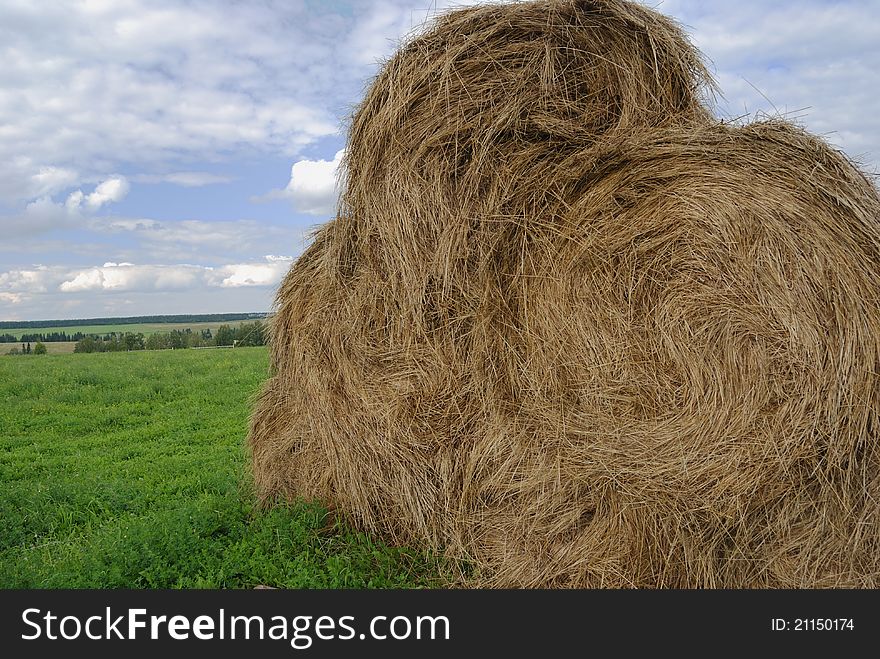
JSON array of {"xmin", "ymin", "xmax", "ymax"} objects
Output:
[
  {"xmin": 340, "ymin": 0, "xmax": 715, "ymax": 286},
  {"xmin": 249, "ymin": 0, "xmax": 880, "ymax": 588}
]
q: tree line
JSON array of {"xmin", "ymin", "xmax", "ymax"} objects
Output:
[
  {"xmin": 0, "ymin": 331, "xmax": 88, "ymax": 343},
  {"xmin": 0, "ymin": 312, "xmax": 268, "ymax": 331},
  {"xmin": 72, "ymin": 321, "xmax": 267, "ymax": 353}
]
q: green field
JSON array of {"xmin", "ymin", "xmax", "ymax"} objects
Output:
[
  {"xmin": 3, "ymin": 320, "xmax": 253, "ymax": 338},
  {"xmin": 0, "ymin": 348, "xmax": 439, "ymax": 588}
]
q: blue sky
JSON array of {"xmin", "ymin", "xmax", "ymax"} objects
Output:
[{"xmin": 1, "ymin": 0, "xmax": 878, "ymax": 321}]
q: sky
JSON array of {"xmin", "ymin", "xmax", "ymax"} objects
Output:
[{"xmin": 1, "ymin": 0, "xmax": 878, "ymax": 322}]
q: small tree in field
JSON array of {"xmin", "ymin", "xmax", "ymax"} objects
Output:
[
  {"xmin": 234, "ymin": 321, "xmax": 266, "ymax": 346},
  {"xmin": 123, "ymin": 332, "xmax": 145, "ymax": 351},
  {"xmin": 33, "ymin": 342, "xmax": 47, "ymax": 355},
  {"xmin": 215, "ymin": 325, "xmax": 235, "ymax": 347},
  {"xmin": 74, "ymin": 336, "xmax": 98, "ymax": 353}
]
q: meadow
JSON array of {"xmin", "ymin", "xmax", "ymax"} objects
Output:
[{"xmin": 0, "ymin": 348, "xmax": 440, "ymax": 588}]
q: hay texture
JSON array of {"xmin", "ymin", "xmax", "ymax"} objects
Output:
[{"xmin": 249, "ymin": 0, "xmax": 880, "ymax": 588}]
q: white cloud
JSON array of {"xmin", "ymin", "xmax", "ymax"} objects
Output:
[
  {"xmin": 0, "ymin": 1, "xmax": 342, "ymax": 206},
  {"xmin": 0, "ymin": 265, "xmax": 55, "ymax": 294},
  {"xmin": 58, "ymin": 263, "xmax": 206, "ymax": 293},
  {"xmin": 64, "ymin": 190, "xmax": 84, "ymax": 213},
  {"xmin": 260, "ymin": 149, "xmax": 344, "ymax": 216},
  {"xmin": 133, "ymin": 172, "xmax": 234, "ymax": 187},
  {"xmin": 95, "ymin": 217, "xmax": 301, "ymax": 263},
  {"xmin": 9, "ymin": 176, "xmax": 131, "ymax": 234},
  {"xmin": 214, "ymin": 256, "xmax": 294, "ymax": 288},
  {"xmin": 100, "ymin": 218, "xmax": 160, "ymax": 232},
  {"xmin": 0, "ymin": 257, "xmax": 290, "ymax": 319},
  {"xmin": 0, "ymin": 292, "xmax": 22, "ymax": 304},
  {"xmin": 346, "ymin": 0, "xmax": 504, "ymax": 66},
  {"xmin": 0, "ymin": 158, "xmax": 78, "ymax": 203},
  {"xmin": 0, "ymin": 256, "xmax": 294, "ymax": 297},
  {"xmin": 84, "ymin": 177, "xmax": 130, "ymax": 210},
  {"xmin": 664, "ymin": 0, "xmax": 880, "ymax": 169},
  {"xmin": 58, "ymin": 269, "xmax": 106, "ymax": 292},
  {"xmin": 59, "ymin": 177, "xmax": 130, "ymax": 214},
  {"xmin": 23, "ymin": 196, "xmax": 72, "ymax": 232},
  {"xmin": 347, "ymin": 1, "xmax": 415, "ymax": 67},
  {"xmin": 31, "ymin": 166, "xmax": 79, "ymax": 199}
]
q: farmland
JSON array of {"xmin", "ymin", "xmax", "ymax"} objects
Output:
[
  {"xmin": 0, "ymin": 348, "xmax": 440, "ymax": 588},
  {"xmin": 2, "ymin": 320, "xmax": 254, "ymax": 338},
  {"xmin": 6, "ymin": 342, "xmax": 78, "ymax": 355}
]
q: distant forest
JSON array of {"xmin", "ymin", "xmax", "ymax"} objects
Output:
[
  {"xmin": 5, "ymin": 320, "xmax": 268, "ymax": 354},
  {"xmin": 1, "ymin": 331, "xmax": 88, "ymax": 343},
  {"xmin": 0, "ymin": 313, "xmax": 269, "ymax": 331}
]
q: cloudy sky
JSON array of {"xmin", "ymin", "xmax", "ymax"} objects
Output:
[{"xmin": 1, "ymin": 0, "xmax": 877, "ymax": 321}]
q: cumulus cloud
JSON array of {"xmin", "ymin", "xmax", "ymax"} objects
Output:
[
  {"xmin": 214, "ymin": 256, "xmax": 294, "ymax": 288},
  {"xmin": 84, "ymin": 177, "xmax": 130, "ymax": 210},
  {"xmin": 8, "ymin": 176, "xmax": 131, "ymax": 235},
  {"xmin": 0, "ymin": 256, "xmax": 294, "ymax": 298},
  {"xmin": 0, "ymin": 258, "xmax": 292, "ymax": 320},
  {"xmin": 0, "ymin": 265, "xmax": 55, "ymax": 294},
  {"xmin": 1, "ymin": 256, "xmax": 293, "ymax": 305},
  {"xmin": 58, "ymin": 262, "xmax": 203, "ymax": 292},
  {"xmin": 58, "ymin": 269, "xmax": 111, "ymax": 292},
  {"xmin": 260, "ymin": 150, "xmax": 344, "ymax": 216}
]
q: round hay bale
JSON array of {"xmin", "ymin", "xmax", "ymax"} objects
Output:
[
  {"xmin": 249, "ymin": 0, "xmax": 880, "ymax": 588},
  {"xmin": 340, "ymin": 0, "xmax": 715, "ymax": 286},
  {"xmin": 252, "ymin": 119, "xmax": 880, "ymax": 587}
]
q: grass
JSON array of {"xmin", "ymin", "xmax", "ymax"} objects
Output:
[{"xmin": 0, "ymin": 348, "xmax": 441, "ymax": 588}]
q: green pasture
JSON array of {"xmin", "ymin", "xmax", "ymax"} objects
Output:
[{"xmin": 0, "ymin": 348, "xmax": 439, "ymax": 588}]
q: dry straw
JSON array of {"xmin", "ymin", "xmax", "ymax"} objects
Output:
[{"xmin": 249, "ymin": 0, "xmax": 880, "ymax": 587}]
